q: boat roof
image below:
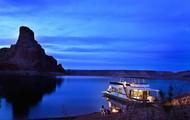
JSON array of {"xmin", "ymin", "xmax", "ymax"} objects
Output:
[
  {"xmin": 109, "ymin": 81, "xmax": 159, "ymax": 91},
  {"xmin": 110, "ymin": 82, "xmax": 123, "ymax": 85},
  {"xmin": 125, "ymin": 77, "xmax": 147, "ymax": 79},
  {"xmin": 109, "ymin": 81, "xmax": 146, "ymax": 86}
]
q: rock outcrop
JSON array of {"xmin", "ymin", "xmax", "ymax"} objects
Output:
[
  {"xmin": 169, "ymin": 94, "xmax": 190, "ymax": 106},
  {"xmin": 0, "ymin": 26, "xmax": 64, "ymax": 72}
]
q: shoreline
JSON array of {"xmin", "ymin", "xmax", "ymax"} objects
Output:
[
  {"xmin": 0, "ymin": 70, "xmax": 65, "ymax": 77},
  {"xmin": 31, "ymin": 112, "xmax": 125, "ymax": 120},
  {"xmin": 32, "ymin": 94, "xmax": 190, "ymax": 120},
  {"xmin": 66, "ymin": 70, "xmax": 190, "ymax": 80},
  {"xmin": 0, "ymin": 69, "xmax": 189, "ymax": 80}
]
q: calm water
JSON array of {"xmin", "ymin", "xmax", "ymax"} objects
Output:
[{"xmin": 0, "ymin": 76, "xmax": 190, "ymax": 119}]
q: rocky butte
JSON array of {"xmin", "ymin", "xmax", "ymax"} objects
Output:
[{"xmin": 0, "ymin": 26, "xmax": 64, "ymax": 73}]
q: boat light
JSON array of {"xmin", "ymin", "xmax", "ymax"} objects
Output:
[{"xmin": 112, "ymin": 108, "xmax": 119, "ymax": 113}]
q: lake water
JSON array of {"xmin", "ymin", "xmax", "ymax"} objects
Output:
[{"xmin": 0, "ymin": 76, "xmax": 190, "ymax": 119}]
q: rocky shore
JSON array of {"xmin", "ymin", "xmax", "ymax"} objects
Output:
[{"xmin": 43, "ymin": 94, "xmax": 190, "ymax": 120}]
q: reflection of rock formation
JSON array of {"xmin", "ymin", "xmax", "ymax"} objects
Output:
[
  {"xmin": 0, "ymin": 76, "xmax": 63, "ymax": 119},
  {"xmin": 0, "ymin": 26, "xmax": 65, "ymax": 72}
]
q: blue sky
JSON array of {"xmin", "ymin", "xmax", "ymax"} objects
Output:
[{"xmin": 0, "ymin": 0, "xmax": 190, "ymax": 71}]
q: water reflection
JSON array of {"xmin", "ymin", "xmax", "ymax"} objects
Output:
[
  {"xmin": 0, "ymin": 76, "xmax": 62, "ymax": 119},
  {"xmin": 0, "ymin": 76, "xmax": 190, "ymax": 119}
]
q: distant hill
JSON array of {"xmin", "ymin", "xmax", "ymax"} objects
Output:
[
  {"xmin": 0, "ymin": 26, "xmax": 64, "ymax": 73},
  {"xmin": 66, "ymin": 70, "xmax": 190, "ymax": 80}
]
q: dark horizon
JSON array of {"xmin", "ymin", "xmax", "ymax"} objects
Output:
[{"xmin": 65, "ymin": 69, "xmax": 185, "ymax": 72}]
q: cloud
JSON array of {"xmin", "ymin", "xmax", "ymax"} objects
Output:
[
  {"xmin": 35, "ymin": 36, "xmax": 190, "ymax": 71},
  {"xmin": 0, "ymin": 0, "xmax": 190, "ymax": 70}
]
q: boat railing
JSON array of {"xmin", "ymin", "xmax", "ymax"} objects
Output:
[
  {"xmin": 130, "ymin": 83, "xmax": 150, "ymax": 88},
  {"xmin": 119, "ymin": 77, "xmax": 148, "ymax": 85}
]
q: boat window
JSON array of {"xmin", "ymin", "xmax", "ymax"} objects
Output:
[
  {"xmin": 149, "ymin": 91, "xmax": 158, "ymax": 97},
  {"xmin": 118, "ymin": 88, "xmax": 122, "ymax": 94},
  {"xmin": 130, "ymin": 90, "xmax": 146, "ymax": 100},
  {"xmin": 111, "ymin": 87, "xmax": 116, "ymax": 92}
]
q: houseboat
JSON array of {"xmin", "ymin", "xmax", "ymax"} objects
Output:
[{"xmin": 102, "ymin": 78, "xmax": 160, "ymax": 103}]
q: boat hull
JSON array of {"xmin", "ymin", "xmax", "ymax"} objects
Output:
[{"xmin": 102, "ymin": 91, "xmax": 131, "ymax": 103}]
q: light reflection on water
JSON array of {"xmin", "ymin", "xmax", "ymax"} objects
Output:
[{"xmin": 0, "ymin": 76, "xmax": 190, "ymax": 119}]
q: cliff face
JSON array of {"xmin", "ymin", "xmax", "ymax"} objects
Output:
[{"xmin": 0, "ymin": 26, "xmax": 64, "ymax": 72}]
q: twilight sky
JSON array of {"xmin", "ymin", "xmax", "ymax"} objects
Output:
[{"xmin": 0, "ymin": 0, "xmax": 190, "ymax": 71}]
